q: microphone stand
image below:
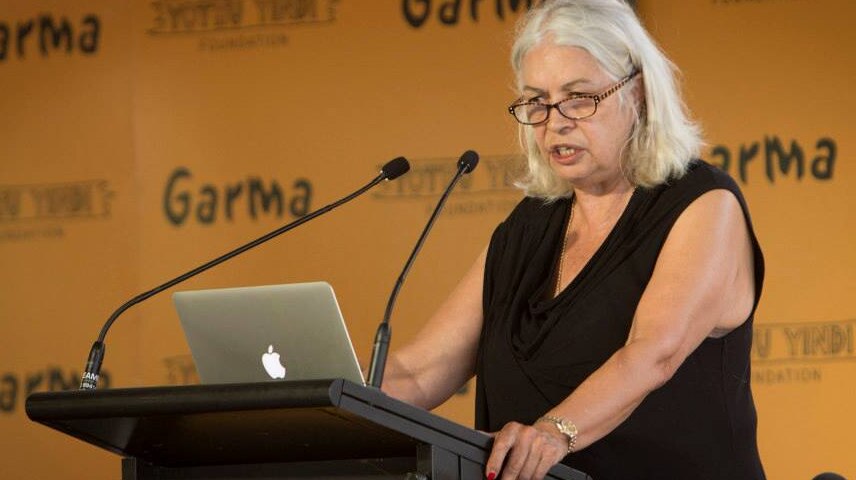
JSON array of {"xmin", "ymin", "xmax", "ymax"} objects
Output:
[
  {"xmin": 367, "ymin": 151, "xmax": 479, "ymax": 389},
  {"xmin": 80, "ymin": 158, "xmax": 410, "ymax": 390}
]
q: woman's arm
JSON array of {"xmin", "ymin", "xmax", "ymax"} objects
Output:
[
  {"xmin": 486, "ymin": 189, "xmax": 757, "ymax": 480},
  {"xmin": 381, "ymin": 249, "xmax": 487, "ymax": 410}
]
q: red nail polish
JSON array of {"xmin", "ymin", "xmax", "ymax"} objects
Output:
[{"xmin": 487, "ymin": 472, "xmax": 496, "ymax": 480}]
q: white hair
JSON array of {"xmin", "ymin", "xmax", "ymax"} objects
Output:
[{"xmin": 511, "ymin": 0, "xmax": 703, "ymax": 200}]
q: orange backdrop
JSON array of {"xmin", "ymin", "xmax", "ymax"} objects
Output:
[{"xmin": 1, "ymin": 1, "xmax": 853, "ymax": 479}]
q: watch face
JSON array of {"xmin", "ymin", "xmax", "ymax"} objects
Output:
[
  {"xmin": 538, "ymin": 416, "xmax": 577, "ymax": 453},
  {"xmin": 539, "ymin": 416, "xmax": 577, "ymax": 438},
  {"xmin": 559, "ymin": 420, "xmax": 578, "ymax": 437}
]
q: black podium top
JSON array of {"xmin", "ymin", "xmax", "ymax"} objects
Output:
[{"xmin": 27, "ymin": 379, "xmax": 589, "ymax": 479}]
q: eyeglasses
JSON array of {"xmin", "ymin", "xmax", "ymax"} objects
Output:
[{"xmin": 508, "ymin": 70, "xmax": 640, "ymax": 125}]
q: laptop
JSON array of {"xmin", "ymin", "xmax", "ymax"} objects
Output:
[{"xmin": 173, "ymin": 281, "xmax": 365, "ymax": 385}]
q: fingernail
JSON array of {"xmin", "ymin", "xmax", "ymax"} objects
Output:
[{"xmin": 487, "ymin": 472, "xmax": 496, "ymax": 480}]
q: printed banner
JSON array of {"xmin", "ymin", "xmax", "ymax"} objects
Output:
[{"xmin": 1, "ymin": 0, "xmax": 852, "ymax": 479}]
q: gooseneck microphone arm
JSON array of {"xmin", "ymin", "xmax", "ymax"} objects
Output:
[
  {"xmin": 80, "ymin": 157, "xmax": 411, "ymax": 390},
  {"xmin": 367, "ymin": 150, "xmax": 479, "ymax": 389}
]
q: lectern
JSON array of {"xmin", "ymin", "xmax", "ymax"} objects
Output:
[{"xmin": 27, "ymin": 379, "xmax": 591, "ymax": 480}]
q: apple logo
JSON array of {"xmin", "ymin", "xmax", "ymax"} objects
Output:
[{"xmin": 261, "ymin": 345, "xmax": 286, "ymax": 379}]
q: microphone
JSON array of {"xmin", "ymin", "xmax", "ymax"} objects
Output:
[
  {"xmin": 367, "ymin": 150, "xmax": 479, "ymax": 389},
  {"xmin": 79, "ymin": 157, "xmax": 411, "ymax": 390}
]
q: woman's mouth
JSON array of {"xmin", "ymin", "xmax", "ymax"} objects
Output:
[
  {"xmin": 555, "ymin": 146, "xmax": 577, "ymax": 157},
  {"xmin": 550, "ymin": 144, "xmax": 583, "ymax": 163}
]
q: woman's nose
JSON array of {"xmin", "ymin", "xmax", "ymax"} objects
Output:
[{"xmin": 546, "ymin": 107, "xmax": 576, "ymax": 131}]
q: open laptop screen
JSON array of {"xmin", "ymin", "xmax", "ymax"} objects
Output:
[{"xmin": 173, "ymin": 282, "xmax": 365, "ymax": 385}]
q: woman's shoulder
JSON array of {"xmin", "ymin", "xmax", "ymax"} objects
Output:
[
  {"xmin": 644, "ymin": 159, "xmax": 746, "ymax": 212},
  {"xmin": 502, "ymin": 195, "xmax": 569, "ymax": 227},
  {"xmin": 676, "ymin": 159, "xmax": 741, "ymax": 192},
  {"xmin": 488, "ymin": 195, "xmax": 568, "ymax": 254}
]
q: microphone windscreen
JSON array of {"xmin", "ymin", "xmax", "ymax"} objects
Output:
[
  {"xmin": 381, "ymin": 157, "xmax": 410, "ymax": 180},
  {"xmin": 458, "ymin": 150, "xmax": 479, "ymax": 174}
]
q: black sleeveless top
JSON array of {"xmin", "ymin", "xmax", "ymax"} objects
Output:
[{"xmin": 476, "ymin": 161, "xmax": 766, "ymax": 480}]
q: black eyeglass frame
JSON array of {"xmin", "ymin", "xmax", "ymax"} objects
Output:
[{"xmin": 508, "ymin": 70, "xmax": 641, "ymax": 125}]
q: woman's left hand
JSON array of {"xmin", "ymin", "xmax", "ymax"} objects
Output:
[{"xmin": 485, "ymin": 421, "xmax": 569, "ymax": 480}]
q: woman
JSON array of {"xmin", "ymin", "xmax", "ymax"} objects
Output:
[{"xmin": 382, "ymin": 1, "xmax": 766, "ymax": 479}]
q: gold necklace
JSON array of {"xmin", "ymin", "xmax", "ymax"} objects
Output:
[{"xmin": 555, "ymin": 197, "xmax": 575, "ymax": 297}]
